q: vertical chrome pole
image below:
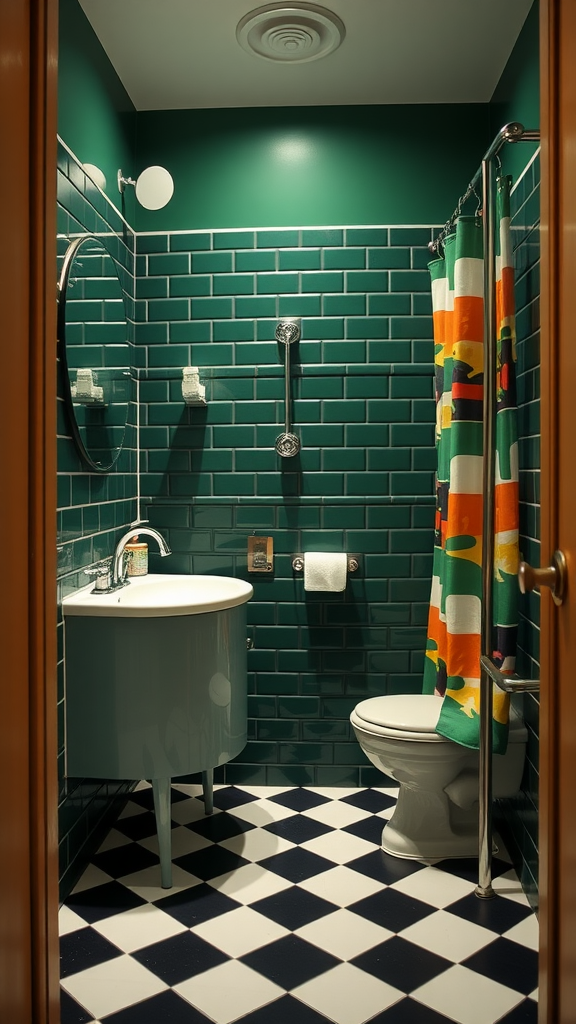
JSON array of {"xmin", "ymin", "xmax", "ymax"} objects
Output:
[{"xmin": 476, "ymin": 153, "xmax": 497, "ymax": 899}]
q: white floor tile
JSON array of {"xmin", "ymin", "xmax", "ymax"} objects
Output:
[
  {"xmin": 191, "ymin": 905, "xmax": 289, "ymax": 958},
  {"xmin": 226, "ymin": 798, "xmax": 298, "ymax": 827},
  {"xmin": 208, "ymin": 862, "xmax": 293, "ymax": 904},
  {"xmin": 296, "ymin": 908, "xmax": 393, "ymax": 960},
  {"xmin": 293, "ymin": 962, "xmax": 404, "ymax": 1024},
  {"xmin": 171, "ymin": 783, "xmax": 205, "ymax": 799},
  {"xmin": 138, "ymin": 824, "xmax": 213, "ymax": 858},
  {"xmin": 234, "ymin": 785, "xmax": 291, "ymax": 798},
  {"xmin": 71, "ymin": 865, "xmax": 113, "ymax": 896},
  {"xmin": 92, "ymin": 902, "xmax": 187, "ymax": 953},
  {"xmin": 492, "ymin": 869, "xmax": 532, "ymax": 906},
  {"xmin": 117, "ymin": 800, "xmax": 147, "ymax": 819},
  {"xmin": 58, "ymin": 905, "xmax": 89, "ymax": 937},
  {"xmin": 170, "ymin": 798, "xmax": 222, "ymax": 826},
  {"xmin": 300, "ymin": 830, "xmax": 376, "ymax": 865},
  {"xmin": 529, "ymin": 988, "xmax": 538, "ymax": 1001},
  {"xmin": 116, "ymin": 864, "xmax": 202, "ymax": 903},
  {"xmin": 503, "ymin": 914, "xmax": 539, "ymax": 951},
  {"xmin": 96, "ymin": 828, "xmax": 134, "ymax": 854},
  {"xmin": 302, "ymin": 801, "xmax": 372, "ymax": 829},
  {"xmin": 375, "ymin": 806, "xmax": 395, "ymax": 821},
  {"xmin": 219, "ymin": 827, "xmax": 295, "ymax": 862},
  {"xmin": 308, "ymin": 787, "xmax": 366, "ymax": 800},
  {"xmin": 61, "ymin": 954, "xmax": 167, "ymax": 1019},
  {"xmin": 299, "ymin": 865, "xmax": 383, "ymax": 907},
  {"xmin": 174, "ymin": 959, "xmax": 284, "ymax": 1024},
  {"xmin": 399, "ymin": 909, "xmax": 497, "ymax": 962},
  {"xmin": 390, "ymin": 864, "xmax": 475, "ymax": 908},
  {"xmin": 412, "ymin": 964, "xmax": 524, "ymax": 1024}
]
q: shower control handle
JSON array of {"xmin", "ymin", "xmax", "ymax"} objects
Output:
[{"xmin": 518, "ymin": 550, "xmax": 567, "ymax": 606}]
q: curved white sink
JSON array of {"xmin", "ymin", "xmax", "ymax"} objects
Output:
[{"xmin": 62, "ymin": 573, "xmax": 254, "ymax": 617}]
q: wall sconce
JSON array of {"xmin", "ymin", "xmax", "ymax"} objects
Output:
[{"xmin": 117, "ymin": 165, "xmax": 174, "ymax": 210}]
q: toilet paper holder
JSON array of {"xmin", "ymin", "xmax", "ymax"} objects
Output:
[{"xmin": 292, "ymin": 554, "xmax": 360, "ymax": 573}]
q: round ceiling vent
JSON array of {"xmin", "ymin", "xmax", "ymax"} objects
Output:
[{"xmin": 236, "ymin": 3, "xmax": 345, "ymax": 64}]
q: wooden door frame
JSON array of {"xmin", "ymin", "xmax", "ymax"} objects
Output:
[
  {"xmin": 539, "ymin": 1, "xmax": 576, "ymax": 1021},
  {"xmin": 0, "ymin": 1, "xmax": 60, "ymax": 1022}
]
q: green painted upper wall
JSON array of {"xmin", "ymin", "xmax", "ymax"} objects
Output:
[
  {"xmin": 58, "ymin": 0, "xmax": 137, "ymax": 223},
  {"xmin": 57, "ymin": 0, "xmax": 538, "ymax": 232},
  {"xmin": 490, "ymin": 0, "xmax": 539, "ymax": 180},
  {"xmin": 134, "ymin": 104, "xmax": 490, "ymax": 232}
]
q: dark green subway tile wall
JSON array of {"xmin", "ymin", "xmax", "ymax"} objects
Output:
[
  {"xmin": 56, "ymin": 141, "xmax": 138, "ymax": 896},
  {"xmin": 138, "ymin": 225, "xmax": 438, "ymax": 786},
  {"xmin": 495, "ymin": 153, "xmax": 540, "ymax": 912}
]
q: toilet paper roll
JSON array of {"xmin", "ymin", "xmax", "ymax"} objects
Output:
[{"xmin": 304, "ymin": 552, "xmax": 347, "ymax": 592}]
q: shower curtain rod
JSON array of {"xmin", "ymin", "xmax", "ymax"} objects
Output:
[{"xmin": 428, "ymin": 122, "xmax": 540, "ymax": 255}]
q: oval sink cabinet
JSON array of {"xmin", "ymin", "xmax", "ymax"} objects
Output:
[{"xmin": 62, "ymin": 574, "xmax": 254, "ymax": 887}]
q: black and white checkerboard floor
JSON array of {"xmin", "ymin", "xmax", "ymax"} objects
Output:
[{"xmin": 59, "ymin": 784, "xmax": 538, "ymax": 1024}]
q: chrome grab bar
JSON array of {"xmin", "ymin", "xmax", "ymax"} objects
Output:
[
  {"xmin": 480, "ymin": 655, "xmax": 540, "ymax": 694},
  {"xmin": 275, "ymin": 319, "xmax": 301, "ymax": 458}
]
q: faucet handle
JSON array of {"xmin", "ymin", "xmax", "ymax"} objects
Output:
[{"xmin": 84, "ymin": 559, "xmax": 112, "ymax": 592}]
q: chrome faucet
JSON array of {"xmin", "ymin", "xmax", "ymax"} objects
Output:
[{"xmin": 111, "ymin": 527, "xmax": 171, "ymax": 591}]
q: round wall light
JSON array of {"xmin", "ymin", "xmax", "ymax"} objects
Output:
[{"xmin": 117, "ymin": 166, "xmax": 174, "ymax": 210}]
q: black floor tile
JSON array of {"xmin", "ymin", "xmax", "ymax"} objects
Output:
[
  {"xmin": 461, "ymin": 936, "xmax": 538, "ymax": 994},
  {"xmin": 65, "ymin": 881, "xmax": 148, "ymax": 924},
  {"xmin": 59, "ymin": 927, "xmax": 122, "ymax": 978},
  {"xmin": 342, "ymin": 815, "xmax": 386, "ymax": 845},
  {"xmin": 351, "ymin": 936, "xmax": 453, "ymax": 992},
  {"xmin": 447, "ymin": 891, "xmax": 533, "ymax": 934},
  {"xmin": 59, "ymin": 987, "xmax": 97, "ymax": 1023},
  {"xmin": 132, "ymin": 930, "xmax": 228, "ymax": 985},
  {"xmin": 129, "ymin": 786, "xmax": 189, "ymax": 811},
  {"xmin": 371, "ymin": 997, "xmax": 457, "ymax": 1022},
  {"xmin": 91, "ymin": 842, "xmax": 159, "ymax": 880},
  {"xmin": 102, "ymin": 989, "xmax": 213, "ymax": 1023},
  {"xmin": 186, "ymin": 812, "xmax": 255, "ymax": 843},
  {"xmin": 173, "ymin": 845, "xmax": 249, "ymax": 881},
  {"xmin": 346, "ymin": 849, "xmax": 429, "ymax": 886},
  {"xmin": 114, "ymin": 810, "xmax": 161, "ymax": 843},
  {"xmin": 153, "ymin": 882, "xmax": 241, "ymax": 927},
  {"xmin": 434, "ymin": 855, "xmax": 512, "ymax": 885},
  {"xmin": 259, "ymin": 847, "xmax": 335, "ymax": 883},
  {"xmin": 252, "ymin": 885, "xmax": 337, "ymax": 931},
  {"xmin": 495, "ymin": 999, "xmax": 538, "ymax": 1023},
  {"xmin": 349, "ymin": 888, "xmax": 436, "ymax": 933},
  {"xmin": 268, "ymin": 788, "xmax": 331, "ymax": 812},
  {"xmin": 211, "ymin": 786, "xmax": 259, "ymax": 811},
  {"xmin": 234, "ymin": 994, "xmax": 332, "ymax": 1024},
  {"xmin": 341, "ymin": 790, "xmax": 398, "ymax": 814},
  {"xmin": 241, "ymin": 933, "xmax": 340, "ymax": 989},
  {"xmin": 263, "ymin": 815, "xmax": 332, "ymax": 845}
]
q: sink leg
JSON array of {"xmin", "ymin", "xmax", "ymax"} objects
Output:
[
  {"xmin": 202, "ymin": 769, "xmax": 214, "ymax": 815},
  {"xmin": 152, "ymin": 777, "xmax": 172, "ymax": 889}
]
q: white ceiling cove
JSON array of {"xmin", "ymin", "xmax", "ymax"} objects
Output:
[{"xmin": 78, "ymin": 0, "xmax": 534, "ymax": 111}]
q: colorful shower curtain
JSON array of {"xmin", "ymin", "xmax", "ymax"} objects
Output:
[{"xmin": 423, "ymin": 177, "xmax": 518, "ymax": 755}]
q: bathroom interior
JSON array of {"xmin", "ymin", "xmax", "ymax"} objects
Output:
[{"xmin": 55, "ymin": 1, "xmax": 542, "ymax": 1022}]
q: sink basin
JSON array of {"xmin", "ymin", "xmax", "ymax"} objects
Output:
[
  {"xmin": 62, "ymin": 572, "xmax": 254, "ymax": 887},
  {"xmin": 63, "ymin": 573, "xmax": 254, "ymax": 617}
]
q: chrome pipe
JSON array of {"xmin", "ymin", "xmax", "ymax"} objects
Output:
[{"xmin": 476, "ymin": 150, "xmax": 498, "ymax": 900}]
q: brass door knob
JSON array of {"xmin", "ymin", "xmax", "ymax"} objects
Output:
[{"xmin": 518, "ymin": 550, "xmax": 567, "ymax": 606}]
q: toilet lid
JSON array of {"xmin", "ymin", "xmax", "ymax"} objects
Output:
[{"xmin": 354, "ymin": 694, "xmax": 441, "ymax": 733}]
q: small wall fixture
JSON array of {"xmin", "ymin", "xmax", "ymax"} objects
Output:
[{"xmin": 117, "ymin": 165, "xmax": 174, "ymax": 210}]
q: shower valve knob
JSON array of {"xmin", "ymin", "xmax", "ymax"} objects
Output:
[{"xmin": 518, "ymin": 550, "xmax": 567, "ymax": 606}]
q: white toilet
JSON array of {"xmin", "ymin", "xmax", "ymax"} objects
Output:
[{"xmin": 350, "ymin": 693, "xmax": 527, "ymax": 860}]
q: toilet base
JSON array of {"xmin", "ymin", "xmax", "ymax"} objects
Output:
[{"xmin": 380, "ymin": 782, "xmax": 491, "ymax": 861}]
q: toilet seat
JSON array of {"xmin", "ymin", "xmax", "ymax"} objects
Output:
[
  {"xmin": 351, "ymin": 695, "xmax": 446, "ymax": 742},
  {"xmin": 351, "ymin": 693, "xmax": 527, "ymax": 744}
]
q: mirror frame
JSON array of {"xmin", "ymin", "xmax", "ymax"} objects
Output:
[{"xmin": 57, "ymin": 235, "xmax": 131, "ymax": 473}]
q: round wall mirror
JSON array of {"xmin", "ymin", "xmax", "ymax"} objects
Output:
[{"xmin": 57, "ymin": 236, "xmax": 131, "ymax": 472}]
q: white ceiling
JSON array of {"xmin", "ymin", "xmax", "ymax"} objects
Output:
[{"xmin": 79, "ymin": 0, "xmax": 534, "ymax": 112}]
